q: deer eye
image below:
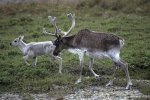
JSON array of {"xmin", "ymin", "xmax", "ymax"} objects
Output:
[{"xmin": 14, "ymin": 40, "xmax": 17, "ymax": 42}]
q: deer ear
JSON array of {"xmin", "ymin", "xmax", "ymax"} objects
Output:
[
  {"xmin": 56, "ymin": 35, "xmax": 61, "ymax": 40},
  {"xmin": 19, "ymin": 35, "xmax": 24, "ymax": 40}
]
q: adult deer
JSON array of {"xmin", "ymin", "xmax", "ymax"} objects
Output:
[{"xmin": 44, "ymin": 13, "xmax": 132, "ymax": 89}]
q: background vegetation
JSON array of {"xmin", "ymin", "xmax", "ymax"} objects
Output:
[{"xmin": 0, "ymin": 0, "xmax": 150, "ymax": 96}]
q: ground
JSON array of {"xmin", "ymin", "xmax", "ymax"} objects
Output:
[{"xmin": 0, "ymin": 0, "xmax": 150, "ymax": 99}]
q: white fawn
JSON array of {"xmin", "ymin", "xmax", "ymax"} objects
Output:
[{"xmin": 10, "ymin": 35, "xmax": 62, "ymax": 73}]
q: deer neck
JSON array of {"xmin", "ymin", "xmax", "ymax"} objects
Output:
[
  {"xmin": 18, "ymin": 40, "xmax": 27, "ymax": 53},
  {"xmin": 63, "ymin": 35, "xmax": 76, "ymax": 49}
]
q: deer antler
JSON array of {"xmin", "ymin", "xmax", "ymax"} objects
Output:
[
  {"xmin": 43, "ymin": 13, "xmax": 75, "ymax": 38},
  {"xmin": 48, "ymin": 16, "xmax": 62, "ymax": 36},
  {"xmin": 43, "ymin": 28, "xmax": 58, "ymax": 37},
  {"xmin": 43, "ymin": 16, "xmax": 60, "ymax": 38},
  {"xmin": 61, "ymin": 13, "xmax": 75, "ymax": 37}
]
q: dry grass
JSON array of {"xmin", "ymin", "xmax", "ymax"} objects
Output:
[{"xmin": 0, "ymin": 0, "xmax": 149, "ymax": 15}]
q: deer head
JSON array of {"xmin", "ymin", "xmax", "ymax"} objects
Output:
[
  {"xmin": 43, "ymin": 13, "xmax": 75, "ymax": 56},
  {"xmin": 10, "ymin": 35, "xmax": 24, "ymax": 46}
]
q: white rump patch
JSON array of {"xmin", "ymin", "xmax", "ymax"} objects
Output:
[
  {"xmin": 119, "ymin": 39, "xmax": 124, "ymax": 48},
  {"xmin": 107, "ymin": 49, "xmax": 120, "ymax": 62}
]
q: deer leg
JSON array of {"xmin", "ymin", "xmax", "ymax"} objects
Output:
[
  {"xmin": 116, "ymin": 60, "xmax": 132, "ymax": 89},
  {"xmin": 106, "ymin": 62, "xmax": 118, "ymax": 87},
  {"xmin": 23, "ymin": 55, "xmax": 30, "ymax": 66},
  {"xmin": 32, "ymin": 57, "xmax": 37, "ymax": 66},
  {"xmin": 53, "ymin": 56, "xmax": 62, "ymax": 74},
  {"xmin": 88, "ymin": 57, "xmax": 100, "ymax": 79},
  {"xmin": 75, "ymin": 52, "xmax": 84, "ymax": 84}
]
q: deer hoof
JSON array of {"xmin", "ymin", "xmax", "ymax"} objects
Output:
[
  {"xmin": 27, "ymin": 63, "xmax": 31, "ymax": 66},
  {"xmin": 125, "ymin": 85, "xmax": 132, "ymax": 90},
  {"xmin": 95, "ymin": 75, "xmax": 101, "ymax": 80},
  {"xmin": 59, "ymin": 71, "xmax": 62, "ymax": 74},
  {"xmin": 106, "ymin": 81, "xmax": 113, "ymax": 87},
  {"xmin": 75, "ymin": 78, "xmax": 81, "ymax": 84}
]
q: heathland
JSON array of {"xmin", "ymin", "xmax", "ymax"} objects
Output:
[{"xmin": 0, "ymin": 0, "xmax": 150, "ymax": 97}]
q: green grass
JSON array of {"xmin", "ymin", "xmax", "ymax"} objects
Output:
[{"xmin": 0, "ymin": 1, "xmax": 150, "ymax": 96}]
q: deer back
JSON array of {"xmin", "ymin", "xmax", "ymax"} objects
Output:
[{"xmin": 72, "ymin": 29, "xmax": 123, "ymax": 52}]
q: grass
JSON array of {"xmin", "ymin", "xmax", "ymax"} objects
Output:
[{"xmin": 0, "ymin": 1, "xmax": 150, "ymax": 96}]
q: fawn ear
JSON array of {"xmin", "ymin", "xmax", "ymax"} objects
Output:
[{"xmin": 19, "ymin": 35, "xmax": 24, "ymax": 40}]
